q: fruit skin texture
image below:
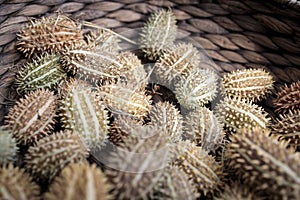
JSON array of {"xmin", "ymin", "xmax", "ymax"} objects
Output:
[
  {"xmin": 0, "ymin": 164, "xmax": 40, "ymax": 200},
  {"xmin": 108, "ymin": 115, "xmax": 143, "ymax": 146},
  {"xmin": 85, "ymin": 29, "xmax": 120, "ymax": 54},
  {"xmin": 215, "ymin": 97, "xmax": 270, "ymax": 133},
  {"xmin": 226, "ymin": 127, "xmax": 300, "ymax": 199},
  {"xmin": 172, "ymin": 140, "xmax": 223, "ymax": 197},
  {"xmin": 274, "ymin": 80, "xmax": 300, "ymax": 114},
  {"xmin": 149, "ymin": 101, "xmax": 183, "ymax": 142},
  {"xmin": 17, "ymin": 15, "xmax": 85, "ymax": 57},
  {"xmin": 104, "ymin": 129, "xmax": 171, "ymax": 200},
  {"xmin": 174, "ymin": 68, "xmax": 218, "ymax": 109},
  {"xmin": 214, "ymin": 182, "xmax": 261, "ymax": 200},
  {"xmin": 97, "ymin": 83, "xmax": 152, "ymax": 118},
  {"xmin": 140, "ymin": 9, "xmax": 177, "ymax": 60},
  {"xmin": 184, "ymin": 107, "xmax": 224, "ymax": 153},
  {"xmin": 25, "ymin": 130, "xmax": 89, "ymax": 180},
  {"xmin": 271, "ymin": 110, "xmax": 300, "ymax": 151},
  {"xmin": 44, "ymin": 163, "xmax": 111, "ymax": 200},
  {"xmin": 60, "ymin": 80, "xmax": 110, "ymax": 150},
  {"xmin": 0, "ymin": 127, "xmax": 18, "ymax": 165},
  {"xmin": 62, "ymin": 46, "xmax": 119, "ymax": 83},
  {"xmin": 5, "ymin": 89, "xmax": 57, "ymax": 146},
  {"xmin": 15, "ymin": 53, "xmax": 66, "ymax": 94},
  {"xmin": 222, "ymin": 68, "xmax": 274, "ymax": 101},
  {"xmin": 152, "ymin": 165, "xmax": 200, "ymax": 200},
  {"xmin": 154, "ymin": 43, "xmax": 201, "ymax": 88}
]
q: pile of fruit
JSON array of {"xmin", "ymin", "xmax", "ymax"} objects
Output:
[{"xmin": 0, "ymin": 9, "xmax": 299, "ymax": 200}]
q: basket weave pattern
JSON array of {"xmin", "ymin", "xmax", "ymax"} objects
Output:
[{"xmin": 1, "ymin": 0, "xmax": 300, "ymax": 123}]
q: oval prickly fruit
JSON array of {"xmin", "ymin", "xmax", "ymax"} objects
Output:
[
  {"xmin": 149, "ymin": 101, "xmax": 183, "ymax": 142},
  {"xmin": 274, "ymin": 80, "xmax": 300, "ymax": 114},
  {"xmin": 62, "ymin": 47, "xmax": 116, "ymax": 81},
  {"xmin": 5, "ymin": 89, "xmax": 57, "ymax": 145},
  {"xmin": 0, "ymin": 164, "xmax": 40, "ymax": 200},
  {"xmin": 15, "ymin": 53, "xmax": 66, "ymax": 94},
  {"xmin": 226, "ymin": 127, "xmax": 300, "ymax": 199},
  {"xmin": 25, "ymin": 130, "xmax": 89, "ymax": 180},
  {"xmin": 174, "ymin": 68, "xmax": 218, "ymax": 109},
  {"xmin": 0, "ymin": 127, "xmax": 18, "ymax": 165},
  {"xmin": 271, "ymin": 110, "xmax": 300, "ymax": 151},
  {"xmin": 154, "ymin": 43, "xmax": 201, "ymax": 88},
  {"xmin": 62, "ymin": 47, "xmax": 130, "ymax": 84},
  {"xmin": 97, "ymin": 83, "xmax": 152, "ymax": 118},
  {"xmin": 215, "ymin": 97, "xmax": 270, "ymax": 133},
  {"xmin": 17, "ymin": 15, "xmax": 85, "ymax": 57},
  {"xmin": 172, "ymin": 140, "xmax": 223, "ymax": 197},
  {"xmin": 184, "ymin": 107, "xmax": 225, "ymax": 153},
  {"xmin": 44, "ymin": 162, "xmax": 111, "ymax": 200},
  {"xmin": 105, "ymin": 130, "xmax": 171, "ymax": 199},
  {"xmin": 222, "ymin": 68, "xmax": 274, "ymax": 101},
  {"xmin": 60, "ymin": 80, "xmax": 110, "ymax": 150},
  {"xmin": 140, "ymin": 9, "xmax": 177, "ymax": 60}
]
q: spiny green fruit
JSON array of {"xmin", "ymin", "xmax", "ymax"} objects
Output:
[
  {"xmin": 105, "ymin": 130, "xmax": 171, "ymax": 199},
  {"xmin": 17, "ymin": 14, "xmax": 85, "ymax": 57},
  {"xmin": 154, "ymin": 43, "xmax": 201, "ymax": 88},
  {"xmin": 222, "ymin": 68, "xmax": 274, "ymax": 101},
  {"xmin": 0, "ymin": 127, "xmax": 18, "ymax": 165},
  {"xmin": 226, "ymin": 127, "xmax": 300, "ymax": 199},
  {"xmin": 0, "ymin": 164, "xmax": 40, "ymax": 200},
  {"xmin": 44, "ymin": 162, "xmax": 111, "ymax": 200},
  {"xmin": 149, "ymin": 101, "xmax": 183, "ymax": 142},
  {"xmin": 140, "ymin": 9, "xmax": 177, "ymax": 60},
  {"xmin": 271, "ymin": 110, "xmax": 300, "ymax": 151},
  {"xmin": 97, "ymin": 82, "xmax": 152, "ymax": 118},
  {"xmin": 60, "ymin": 79, "xmax": 110, "ymax": 150},
  {"xmin": 274, "ymin": 80, "xmax": 300, "ymax": 114},
  {"xmin": 85, "ymin": 28, "xmax": 120, "ymax": 54},
  {"xmin": 109, "ymin": 115, "xmax": 143, "ymax": 146},
  {"xmin": 215, "ymin": 97, "xmax": 270, "ymax": 133},
  {"xmin": 172, "ymin": 140, "xmax": 223, "ymax": 197},
  {"xmin": 214, "ymin": 182, "xmax": 261, "ymax": 200},
  {"xmin": 25, "ymin": 130, "xmax": 89, "ymax": 180},
  {"xmin": 152, "ymin": 165, "xmax": 200, "ymax": 200},
  {"xmin": 184, "ymin": 107, "xmax": 225, "ymax": 153},
  {"xmin": 174, "ymin": 68, "xmax": 218, "ymax": 109},
  {"xmin": 15, "ymin": 53, "xmax": 66, "ymax": 94},
  {"xmin": 5, "ymin": 89, "xmax": 57, "ymax": 145}
]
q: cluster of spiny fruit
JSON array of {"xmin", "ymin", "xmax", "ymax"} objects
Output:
[{"xmin": 0, "ymin": 9, "xmax": 299, "ymax": 200}]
